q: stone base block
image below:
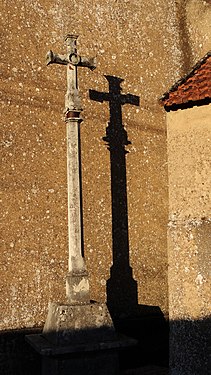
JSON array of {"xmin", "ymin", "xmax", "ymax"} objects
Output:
[
  {"xmin": 26, "ymin": 333, "xmax": 128, "ymax": 375},
  {"xmin": 42, "ymin": 301, "xmax": 116, "ymax": 346},
  {"xmin": 26, "ymin": 301, "xmax": 137, "ymax": 375},
  {"xmin": 42, "ymin": 350, "xmax": 119, "ymax": 375}
]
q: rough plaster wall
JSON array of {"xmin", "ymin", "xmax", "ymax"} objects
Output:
[
  {"xmin": 167, "ymin": 105, "xmax": 211, "ymax": 374},
  {"xmin": 175, "ymin": 0, "xmax": 211, "ymax": 73},
  {"xmin": 186, "ymin": 0, "xmax": 211, "ymax": 61},
  {"xmin": 175, "ymin": 0, "xmax": 194, "ymax": 74},
  {"xmin": 167, "ymin": 105, "xmax": 211, "ymax": 318},
  {"xmin": 168, "ymin": 106, "xmax": 211, "ymax": 220},
  {"xmin": 0, "ymin": 0, "xmax": 187, "ymax": 330}
]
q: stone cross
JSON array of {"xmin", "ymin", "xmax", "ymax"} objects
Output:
[{"xmin": 46, "ymin": 34, "xmax": 96, "ymax": 304}]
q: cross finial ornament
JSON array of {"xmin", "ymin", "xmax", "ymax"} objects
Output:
[
  {"xmin": 46, "ymin": 35, "xmax": 96, "ymax": 303},
  {"xmin": 46, "ymin": 34, "xmax": 96, "ymax": 117}
]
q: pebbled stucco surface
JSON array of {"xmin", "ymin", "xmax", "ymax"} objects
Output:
[
  {"xmin": 0, "ymin": 0, "xmax": 210, "ymax": 331},
  {"xmin": 167, "ymin": 105, "xmax": 211, "ymax": 375}
]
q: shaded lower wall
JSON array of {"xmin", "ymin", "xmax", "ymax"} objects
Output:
[
  {"xmin": 170, "ymin": 318, "xmax": 211, "ymax": 375},
  {"xmin": 0, "ymin": 328, "xmax": 41, "ymax": 375},
  {"xmin": 1, "ymin": 317, "xmax": 210, "ymax": 374},
  {"xmin": 114, "ymin": 308, "xmax": 169, "ymax": 370}
]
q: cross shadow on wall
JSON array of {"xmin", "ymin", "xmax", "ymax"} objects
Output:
[
  {"xmin": 89, "ymin": 75, "xmax": 140, "ymax": 319},
  {"xmin": 89, "ymin": 76, "xmax": 169, "ymax": 369}
]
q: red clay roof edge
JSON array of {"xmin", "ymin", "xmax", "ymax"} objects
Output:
[{"xmin": 159, "ymin": 51, "xmax": 211, "ymax": 103}]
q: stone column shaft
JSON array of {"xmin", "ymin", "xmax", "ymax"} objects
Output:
[
  {"xmin": 66, "ymin": 119, "xmax": 84, "ymax": 272},
  {"xmin": 66, "ymin": 117, "xmax": 90, "ymax": 303}
]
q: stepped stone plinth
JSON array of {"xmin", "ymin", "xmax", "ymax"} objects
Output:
[{"xmin": 26, "ymin": 301, "xmax": 136, "ymax": 375}]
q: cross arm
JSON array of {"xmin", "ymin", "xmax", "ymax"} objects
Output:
[
  {"xmin": 79, "ymin": 56, "xmax": 97, "ymax": 71},
  {"xmin": 46, "ymin": 50, "xmax": 69, "ymax": 66},
  {"xmin": 46, "ymin": 50, "xmax": 96, "ymax": 71}
]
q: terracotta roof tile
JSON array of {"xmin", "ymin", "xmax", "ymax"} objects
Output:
[{"xmin": 160, "ymin": 51, "xmax": 211, "ymax": 110}]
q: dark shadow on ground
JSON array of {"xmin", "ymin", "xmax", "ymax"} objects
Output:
[
  {"xmin": 1, "ymin": 318, "xmax": 210, "ymax": 374},
  {"xmin": 0, "ymin": 327, "xmax": 42, "ymax": 375}
]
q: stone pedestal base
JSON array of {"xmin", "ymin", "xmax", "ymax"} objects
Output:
[
  {"xmin": 26, "ymin": 333, "xmax": 120, "ymax": 375},
  {"xmin": 42, "ymin": 301, "xmax": 116, "ymax": 346},
  {"xmin": 26, "ymin": 301, "xmax": 136, "ymax": 375}
]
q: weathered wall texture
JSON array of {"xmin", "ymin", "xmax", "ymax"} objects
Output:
[
  {"xmin": 175, "ymin": 0, "xmax": 211, "ymax": 72},
  {"xmin": 186, "ymin": 0, "xmax": 211, "ymax": 60},
  {"xmin": 168, "ymin": 106, "xmax": 211, "ymax": 221},
  {"xmin": 0, "ymin": 0, "xmax": 210, "ymax": 333},
  {"xmin": 167, "ymin": 105, "xmax": 211, "ymax": 374}
]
